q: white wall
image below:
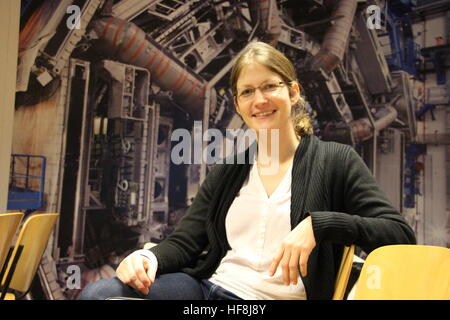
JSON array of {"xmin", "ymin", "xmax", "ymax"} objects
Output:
[
  {"xmin": 376, "ymin": 129, "xmax": 403, "ymax": 212},
  {"xmin": 0, "ymin": 0, "xmax": 20, "ymax": 211},
  {"xmin": 412, "ymin": 12, "xmax": 447, "ymax": 48},
  {"xmin": 412, "ymin": 11, "xmax": 449, "ymax": 247}
]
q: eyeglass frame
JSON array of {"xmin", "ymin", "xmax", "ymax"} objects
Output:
[{"xmin": 234, "ymin": 80, "xmax": 292, "ymax": 104}]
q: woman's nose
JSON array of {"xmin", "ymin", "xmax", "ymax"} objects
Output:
[{"xmin": 252, "ymin": 88, "xmax": 268, "ymax": 104}]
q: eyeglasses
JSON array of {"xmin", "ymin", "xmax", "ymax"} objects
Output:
[{"xmin": 236, "ymin": 81, "xmax": 286, "ymax": 104}]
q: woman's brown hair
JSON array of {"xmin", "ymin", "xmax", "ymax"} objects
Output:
[{"xmin": 230, "ymin": 41, "xmax": 313, "ymax": 137}]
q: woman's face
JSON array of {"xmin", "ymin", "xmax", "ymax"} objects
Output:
[{"xmin": 234, "ymin": 62, "xmax": 299, "ymax": 135}]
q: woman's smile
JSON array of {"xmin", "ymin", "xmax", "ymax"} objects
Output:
[{"xmin": 252, "ymin": 110, "xmax": 277, "ymax": 118}]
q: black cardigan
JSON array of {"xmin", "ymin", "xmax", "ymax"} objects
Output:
[{"xmin": 149, "ymin": 134, "xmax": 416, "ymax": 299}]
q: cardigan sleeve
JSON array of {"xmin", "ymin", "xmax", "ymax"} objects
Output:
[
  {"xmin": 148, "ymin": 164, "xmax": 223, "ymax": 274},
  {"xmin": 310, "ymin": 146, "xmax": 416, "ymax": 254}
]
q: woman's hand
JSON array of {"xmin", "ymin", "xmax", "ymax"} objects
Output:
[
  {"xmin": 116, "ymin": 250, "xmax": 158, "ymax": 295},
  {"xmin": 268, "ymin": 216, "xmax": 316, "ymax": 285}
]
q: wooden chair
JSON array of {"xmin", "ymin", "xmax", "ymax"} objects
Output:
[
  {"xmin": 353, "ymin": 245, "xmax": 450, "ymax": 299},
  {"xmin": 0, "ymin": 213, "xmax": 59, "ymax": 300},
  {"xmin": 0, "ymin": 213, "xmax": 24, "ymax": 276},
  {"xmin": 332, "ymin": 244, "xmax": 355, "ymax": 300}
]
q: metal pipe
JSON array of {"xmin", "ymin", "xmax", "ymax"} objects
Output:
[
  {"xmin": 90, "ymin": 17, "xmax": 213, "ymax": 119},
  {"xmin": 247, "ymin": 0, "xmax": 282, "ymax": 42},
  {"xmin": 310, "ymin": 0, "xmax": 357, "ymax": 73},
  {"xmin": 350, "ymin": 104, "xmax": 399, "ymax": 143},
  {"xmin": 373, "ymin": 105, "xmax": 398, "ymax": 131}
]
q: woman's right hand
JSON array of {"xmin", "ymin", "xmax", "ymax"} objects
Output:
[{"xmin": 115, "ymin": 250, "xmax": 158, "ymax": 295}]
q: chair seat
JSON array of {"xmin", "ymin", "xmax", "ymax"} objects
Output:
[
  {"xmin": 4, "ymin": 293, "xmax": 15, "ymax": 300},
  {"xmin": 353, "ymin": 244, "xmax": 450, "ymax": 299}
]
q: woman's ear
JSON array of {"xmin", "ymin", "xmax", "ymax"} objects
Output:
[{"xmin": 289, "ymin": 82, "xmax": 301, "ymax": 105}]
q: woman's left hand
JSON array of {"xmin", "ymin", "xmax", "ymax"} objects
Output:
[{"xmin": 268, "ymin": 216, "xmax": 316, "ymax": 285}]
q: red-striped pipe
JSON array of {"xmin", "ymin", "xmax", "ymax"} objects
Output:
[
  {"xmin": 90, "ymin": 17, "xmax": 211, "ymax": 118},
  {"xmin": 311, "ymin": 0, "xmax": 357, "ymax": 73},
  {"xmin": 247, "ymin": 0, "xmax": 282, "ymax": 42}
]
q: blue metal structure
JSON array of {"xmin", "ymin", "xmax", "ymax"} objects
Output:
[
  {"xmin": 388, "ymin": 0, "xmax": 417, "ymax": 15},
  {"xmin": 383, "ymin": 5, "xmax": 422, "ymax": 76},
  {"xmin": 7, "ymin": 154, "xmax": 46, "ymax": 211},
  {"xmin": 421, "ymin": 44, "xmax": 450, "ymax": 85},
  {"xmin": 416, "ymin": 103, "xmax": 436, "ymax": 121}
]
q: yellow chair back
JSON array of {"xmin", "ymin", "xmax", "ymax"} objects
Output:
[
  {"xmin": 1, "ymin": 213, "xmax": 59, "ymax": 294},
  {"xmin": 353, "ymin": 245, "xmax": 450, "ymax": 300},
  {"xmin": 0, "ymin": 212, "xmax": 24, "ymax": 271},
  {"xmin": 332, "ymin": 245, "xmax": 355, "ymax": 300}
]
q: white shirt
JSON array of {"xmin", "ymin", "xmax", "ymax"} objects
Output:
[{"xmin": 208, "ymin": 161, "xmax": 306, "ymax": 300}]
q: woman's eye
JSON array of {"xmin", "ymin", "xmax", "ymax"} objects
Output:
[
  {"xmin": 264, "ymin": 83, "xmax": 278, "ymax": 90},
  {"xmin": 240, "ymin": 89, "xmax": 253, "ymax": 97}
]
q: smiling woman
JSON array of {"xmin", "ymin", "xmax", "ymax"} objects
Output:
[
  {"xmin": 80, "ymin": 41, "xmax": 416, "ymax": 301},
  {"xmin": 234, "ymin": 63, "xmax": 297, "ymax": 139},
  {"xmin": 230, "ymin": 41, "xmax": 313, "ymax": 138}
]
